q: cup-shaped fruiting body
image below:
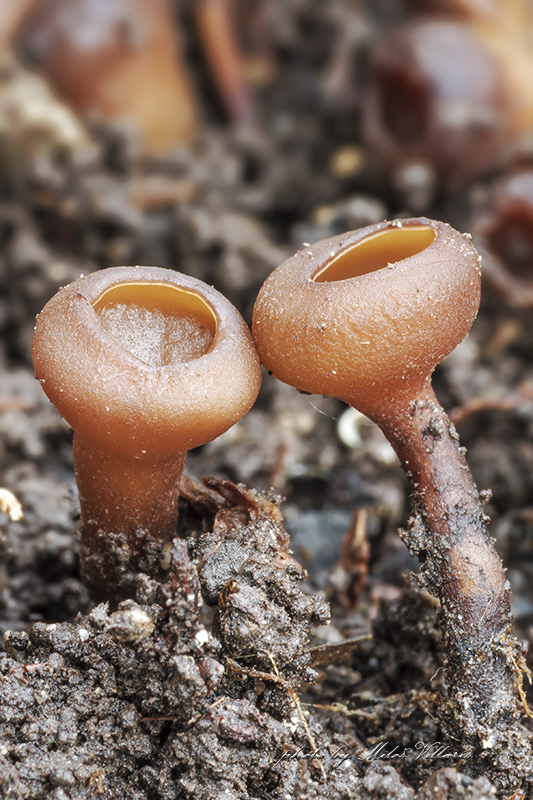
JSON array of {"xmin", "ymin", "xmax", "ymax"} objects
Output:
[
  {"xmin": 473, "ymin": 168, "xmax": 533, "ymax": 307},
  {"xmin": 253, "ymin": 218, "xmax": 480, "ymax": 424},
  {"xmin": 363, "ymin": 19, "xmax": 509, "ymax": 187},
  {"xmin": 33, "ymin": 266, "xmax": 261, "ymax": 599},
  {"xmin": 18, "ymin": 0, "xmax": 197, "ymax": 154},
  {"xmin": 253, "ymin": 218, "xmax": 526, "ymax": 740}
]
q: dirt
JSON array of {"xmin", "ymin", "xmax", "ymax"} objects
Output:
[{"xmin": 2, "ymin": 1, "xmax": 533, "ymax": 798}]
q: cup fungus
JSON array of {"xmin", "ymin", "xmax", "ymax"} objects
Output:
[
  {"xmin": 252, "ymin": 218, "xmax": 528, "ymax": 738},
  {"xmin": 377, "ymin": 0, "xmax": 533, "ymax": 181},
  {"xmin": 17, "ymin": 0, "xmax": 198, "ymax": 154},
  {"xmin": 33, "ymin": 266, "xmax": 261, "ymax": 600},
  {"xmin": 363, "ymin": 19, "xmax": 509, "ymax": 188}
]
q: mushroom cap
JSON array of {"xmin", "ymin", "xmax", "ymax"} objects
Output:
[
  {"xmin": 18, "ymin": 0, "xmax": 197, "ymax": 153},
  {"xmin": 33, "ymin": 266, "xmax": 261, "ymax": 459},
  {"xmin": 252, "ymin": 218, "xmax": 481, "ymax": 416},
  {"xmin": 363, "ymin": 19, "xmax": 509, "ymax": 185}
]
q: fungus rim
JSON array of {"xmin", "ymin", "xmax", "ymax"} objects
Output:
[{"xmin": 312, "ymin": 224, "xmax": 436, "ymax": 283}]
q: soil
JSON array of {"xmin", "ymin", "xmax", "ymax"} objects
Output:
[{"xmin": 2, "ymin": 1, "xmax": 533, "ymax": 798}]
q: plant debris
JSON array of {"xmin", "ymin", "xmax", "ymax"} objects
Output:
[{"xmin": 2, "ymin": 1, "xmax": 533, "ymax": 797}]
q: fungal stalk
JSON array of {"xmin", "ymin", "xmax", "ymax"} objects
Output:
[{"xmin": 252, "ymin": 218, "xmax": 528, "ymax": 739}]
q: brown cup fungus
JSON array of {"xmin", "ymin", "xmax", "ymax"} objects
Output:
[
  {"xmin": 253, "ymin": 218, "xmax": 528, "ymax": 739},
  {"xmin": 33, "ymin": 266, "xmax": 261, "ymax": 600},
  {"xmin": 363, "ymin": 20, "xmax": 509, "ymax": 189},
  {"xmin": 18, "ymin": 0, "xmax": 198, "ymax": 155},
  {"xmin": 371, "ymin": 0, "xmax": 533, "ymax": 188}
]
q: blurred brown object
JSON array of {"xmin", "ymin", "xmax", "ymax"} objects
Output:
[
  {"xmin": 196, "ymin": 0, "xmax": 253, "ymax": 125},
  {"xmin": 466, "ymin": 0, "xmax": 533, "ymax": 139},
  {"xmin": 16, "ymin": 0, "xmax": 198, "ymax": 155},
  {"xmin": 363, "ymin": 18, "xmax": 509, "ymax": 188},
  {"xmin": 0, "ymin": 0, "xmax": 37, "ymax": 46},
  {"xmin": 450, "ymin": 380, "xmax": 533, "ymax": 425},
  {"xmin": 329, "ymin": 508, "xmax": 370, "ymax": 609},
  {"xmin": 473, "ymin": 169, "xmax": 533, "ymax": 308},
  {"xmin": 126, "ymin": 174, "xmax": 197, "ymax": 210},
  {"xmin": 404, "ymin": 0, "xmax": 533, "ymax": 143}
]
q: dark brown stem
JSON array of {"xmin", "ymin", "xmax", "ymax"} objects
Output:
[
  {"xmin": 373, "ymin": 383, "xmax": 524, "ymax": 737},
  {"xmin": 196, "ymin": 0, "xmax": 253, "ymax": 125},
  {"xmin": 74, "ymin": 434, "xmax": 186, "ymax": 600}
]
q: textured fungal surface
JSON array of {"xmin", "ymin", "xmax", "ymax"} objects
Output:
[
  {"xmin": 32, "ymin": 266, "xmax": 261, "ymax": 599},
  {"xmin": 253, "ymin": 217, "xmax": 532, "ymax": 784}
]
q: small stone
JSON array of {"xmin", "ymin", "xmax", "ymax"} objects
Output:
[{"xmin": 105, "ymin": 600, "xmax": 155, "ymax": 643}]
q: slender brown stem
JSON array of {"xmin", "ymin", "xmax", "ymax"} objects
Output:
[
  {"xmin": 367, "ymin": 383, "xmax": 524, "ymax": 737},
  {"xmin": 74, "ymin": 434, "xmax": 186, "ymax": 601},
  {"xmin": 196, "ymin": 0, "xmax": 253, "ymax": 125}
]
